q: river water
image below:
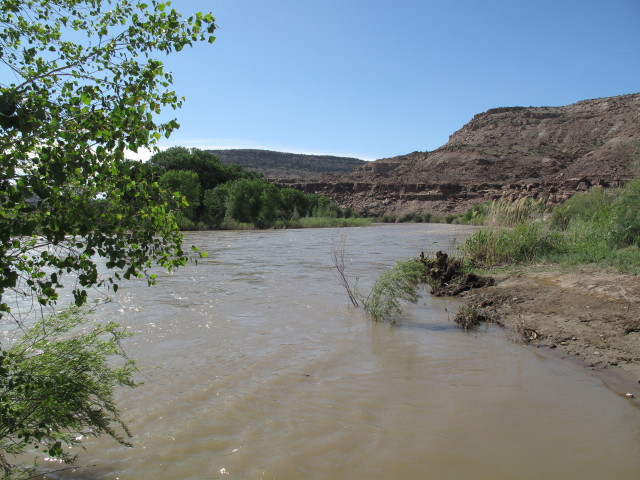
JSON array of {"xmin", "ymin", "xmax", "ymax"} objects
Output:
[{"xmin": 39, "ymin": 224, "xmax": 639, "ymax": 479}]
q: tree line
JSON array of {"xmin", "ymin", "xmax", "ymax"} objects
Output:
[{"xmin": 148, "ymin": 146, "xmax": 357, "ymax": 229}]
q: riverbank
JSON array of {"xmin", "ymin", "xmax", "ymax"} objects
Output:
[{"xmin": 457, "ymin": 266, "xmax": 640, "ymax": 402}]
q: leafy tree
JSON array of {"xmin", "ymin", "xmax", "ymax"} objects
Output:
[
  {"xmin": 0, "ymin": 0, "xmax": 215, "ymax": 475},
  {"xmin": 149, "ymin": 147, "xmax": 258, "ymax": 191},
  {"xmin": 279, "ymin": 187, "xmax": 310, "ymax": 219},
  {"xmin": 225, "ymin": 178, "xmax": 264, "ymax": 224},
  {"xmin": 149, "ymin": 147, "xmax": 357, "ymax": 229},
  {"xmin": 257, "ymin": 182, "xmax": 281, "ymax": 228},
  {"xmin": 312, "ymin": 196, "xmax": 342, "ymax": 218},
  {"xmin": 202, "ymin": 184, "xmax": 231, "ymax": 228},
  {"xmin": 0, "ymin": 0, "xmax": 215, "ymax": 318},
  {"xmin": 158, "ymin": 169, "xmax": 202, "ymax": 221}
]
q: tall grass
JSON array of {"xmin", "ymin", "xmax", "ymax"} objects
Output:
[
  {"xmin": 461, "ymin": 177, "xmax": 640, "ymax": 274},
  {"xmin": 462, "ymin": 197, "xmax": 548, "ymax": 227},
  {"xmin": 461, "ymin": 222, "xmax": 566, "ymax": 268}
]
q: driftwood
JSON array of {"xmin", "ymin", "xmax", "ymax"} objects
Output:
[{"xmin": 420, "ymin": 251, "xmax": 494, "ymax": 296}]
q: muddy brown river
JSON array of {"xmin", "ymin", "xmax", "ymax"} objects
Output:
[{"xmin": 36, "ymin": 224, "xmax": 640, "ymax": 479}]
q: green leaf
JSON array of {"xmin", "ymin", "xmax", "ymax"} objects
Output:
[{"xmin": 0, "ymin": 1, "xmax": 217, "ymax": 469}]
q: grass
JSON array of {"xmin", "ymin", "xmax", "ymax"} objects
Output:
[
  {"xmin": 461, "ymin": 197, "xmax": 549, "ymax": 227},
  {"xmin": 459, "ymin": 177, "xmax": 640, "ymax": 275}
]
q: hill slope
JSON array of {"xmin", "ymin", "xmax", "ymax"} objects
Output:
[
  {"xmin": 291, "ymin": 93, "xmax": 640, "ymax": 216},
  {"xmin": 207, "ymin": 149, "xmax": 366, "ymax": 181}
]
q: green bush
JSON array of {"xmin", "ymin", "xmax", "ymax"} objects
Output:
[
  {"xmin": 364, "ymin": 259, "xmax": 426, "ymax": 325},
  {"xmin": 398, "ymin": 212, "xmax": 420, "ymax": 223},
  {"xmin": 0, "ymin": 307, "xmax": 136, "ymax": 477},
  {"xmin": 608, "ymin": 178, "xmax": 640, "ymax": 247},
  {"xmin": 550, "ymin": 186, "xmax": 612, "ymax": 230},
  {"xmin": 379, "ymin": 214, "xmax": 397, "ymax": 223},
  {"xmin": 292, "ymin": 217, "xmax": 371, "ymax": 229}
]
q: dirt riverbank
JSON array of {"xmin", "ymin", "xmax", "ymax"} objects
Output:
[{"xmin": 457, "ymin": 266, "xmax": 640, "ymax": 402}]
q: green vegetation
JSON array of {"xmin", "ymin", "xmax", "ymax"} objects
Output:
[
  {"xmin": 0, "ymin": 1, "xmax": 215, "ymax": 476},
  {"xmin": 0, "ymin": 306, "xmax": 135, "ymax": 478},
  {"xmin": 363, "ymin": 259, "xmax": 426, "ymax": 325},
  {"xmin": 148, "ymin": 147, "xmax": 367, "ymax": 230},
  {"xmin": 377, "ymin": 212, "xmax": 456, "ymax": 224},
  {"xmin": 460, "ymin": 197, "xmax": 548, "ymax": 227},
  {"xmin": 337, "ymin": 177, "xmax": 639, "ymax": 328},
  {"xmin": 460, "ymin": 178, "xmax": 640, "ymax": 274},
  {"xmin": 331, "ymin": 239, "xmax": 429, "ymax": 325}
]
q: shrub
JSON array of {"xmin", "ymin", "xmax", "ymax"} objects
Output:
[
  {"xmin": 379, "ymin": 214, "xmax": 397, "ymax": 223},
  {"xmin": 364, "ymin": 259, "xmax": 426, "ymax": 325},
  {"xmin": 608, "ymin": 178, "xmax": 640, "ymax": 247},
  {"xmin": 550, "ymin": 186, "xmax": 612, "ymax": 230},
  {"xmin": 0, "ymin": 307, "xmax": 136, "ymax": 477}
]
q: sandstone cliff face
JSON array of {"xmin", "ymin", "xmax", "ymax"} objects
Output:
[{"xmin": 288, "ymin": 93, "xmax": 639, "ymax": 216}]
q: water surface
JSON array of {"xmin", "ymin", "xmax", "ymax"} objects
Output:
[{"xmin": 37, "ymin": 224, "xmax": 640, "ymax": 479}]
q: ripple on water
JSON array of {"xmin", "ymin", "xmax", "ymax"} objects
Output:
[{"xmin": 24, "ymin": 225, "xmax": 640, "ymax": 480}]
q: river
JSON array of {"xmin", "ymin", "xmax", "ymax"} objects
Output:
[{"xmin": 39, "ymin": 224, "xmax": 639, "ymax": 479}]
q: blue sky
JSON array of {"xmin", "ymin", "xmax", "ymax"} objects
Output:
[{"xmin": 152, "ymin": 0, "xmax": 640, "ymax": 160}]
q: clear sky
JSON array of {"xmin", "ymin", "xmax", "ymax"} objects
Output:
[{"xmin": 151, "ymin": 0, "xmax": 640, "ymax": 160}]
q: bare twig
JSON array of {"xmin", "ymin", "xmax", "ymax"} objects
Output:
[{"xmin": 331, "ymin": 236, "xmax": 360, "ymax": 307}]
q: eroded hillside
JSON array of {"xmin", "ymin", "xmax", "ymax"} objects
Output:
[{"xmin": 285, "ymin": 93, "xmax": 639, "ymax": 216}]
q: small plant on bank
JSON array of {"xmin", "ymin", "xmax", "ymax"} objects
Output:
[
  {"xmin": 363, "ymin": 259, "xmax": 426, "ymax": 325},
  {"xmin": 453, "ymin": 303, "xmax": 490, "ymax": 330}
]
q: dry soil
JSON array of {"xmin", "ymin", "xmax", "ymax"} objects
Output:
[{"xmin": 459, "ymin": 266, "xmax": 640, "ymax": 403}]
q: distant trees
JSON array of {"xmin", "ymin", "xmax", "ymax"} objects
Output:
[
  {"xmin": 149, "ymin": 146, "xmax": 254, "ymax": 191},
  {"xmin": 158, "ymin": 170, "xmax": 202, "ymax": 221},
  {"xmin": 148, "ymin": 147, "xmax": 358, "ymax": 229}
]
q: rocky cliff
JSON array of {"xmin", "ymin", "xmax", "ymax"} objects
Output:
[{"xmin": 284, "ymin": 93, "xmax": 639, "ymax": 216}]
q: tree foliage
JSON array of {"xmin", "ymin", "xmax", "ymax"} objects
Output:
[
  {"xmin": 158, "ymin": 169, "xmax": 201, "ymax": 220},
  {"xmin": 148, "ymin": 147, "xmax": 359, "ymax": 230},
  {"xmin": 0, "ymin": 0, "xmax": 215, "ymax": 320},
  {"xmin": 0, "ymin": 0, "xmax": 216, "ymax": 475},
  {"xmin": 149, "ymin": 146, "xmax": 253, "ymax": 191}
]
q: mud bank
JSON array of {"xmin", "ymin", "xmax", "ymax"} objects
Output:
[{"xmin": 455, "ymin": 266, "xmax": 640, "ymax": 403}]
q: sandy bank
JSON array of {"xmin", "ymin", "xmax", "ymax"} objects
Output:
[{"xmin": 458, "ymin": 266, "xmax": 640, "ymax": 403}]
